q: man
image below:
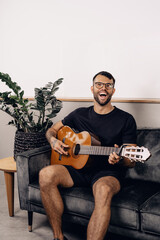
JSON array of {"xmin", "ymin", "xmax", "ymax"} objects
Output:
[{"xmin": 39, "ymin": 71, "xmax": 137, "ymax": 240}]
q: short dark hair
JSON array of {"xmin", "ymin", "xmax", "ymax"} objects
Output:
[{"xmin": 93, "ymin": 71, "xmax": 115, "ymax": 85}]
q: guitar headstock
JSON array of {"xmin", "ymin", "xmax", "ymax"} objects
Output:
[{"xmin": 121, "ymin": 146, "xmax": 151, "ymax": 163}]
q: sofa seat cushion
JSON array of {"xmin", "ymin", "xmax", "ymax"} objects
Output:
[
  {"xmin": 140, "ymin": 192, "xmax": 160, "ymax": 236},
  {"xmin": 28, "ymin": 182, "xmax": 94, "ymax": 216},
  {"xmin": 28, "ymin": 180, "xmax": 160, "ymax": 231}
]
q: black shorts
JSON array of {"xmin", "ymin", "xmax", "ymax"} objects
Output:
[{"xmin": 64, "ymin": 165, "xmax": 127, "ymax": 187}]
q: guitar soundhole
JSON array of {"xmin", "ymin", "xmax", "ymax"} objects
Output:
[{"xmin": 74, "ymin": 144, "xmax": 80, "ymax": 155}]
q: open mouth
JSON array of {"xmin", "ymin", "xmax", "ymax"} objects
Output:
[{"xmin": 99, "ymin": 92, "xmax": 107, "ymax": 99}]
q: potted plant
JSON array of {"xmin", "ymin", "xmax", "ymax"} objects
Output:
[{"xmin": 0, "ymin": 72, "xmax": 63, "ymax": 158}]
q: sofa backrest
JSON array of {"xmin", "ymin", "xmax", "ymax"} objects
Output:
[{"xmin": 126, "ymin": 129, "xmax": 160, "ymax": 183}]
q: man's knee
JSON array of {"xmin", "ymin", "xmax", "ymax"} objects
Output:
[
  {"xmin": 39, "ymin": 165, "xmax": 60, "ymax": 188},
  {"xmin": 93, "ymin": 181, "xmax": 112, "ymax": 201},
  {"xmin": 39, "ymin": 165, "xmax": 74, "ymax": 189},
  {"xmin": 93, "ymin": 177, "xmax": 120, "ymax": 205}
]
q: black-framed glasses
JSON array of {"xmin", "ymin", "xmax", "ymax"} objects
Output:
[{"xmin": 94, "ymin": 82, "xmax": 114, "ymax": 90}]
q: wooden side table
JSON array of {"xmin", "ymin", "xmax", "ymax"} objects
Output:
[{"xmin": 0, "ymin": 157, "xmax": 17, "ymax": 217}]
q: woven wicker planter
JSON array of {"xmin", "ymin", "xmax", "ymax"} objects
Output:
[{"xmin": 14, "ymin": 130, "xmax": 49, "ymax": 159}]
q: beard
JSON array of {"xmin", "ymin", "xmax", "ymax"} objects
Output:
[{"xmin": 93, "ymin": 91, "xmax": 113, "ymax": 106}]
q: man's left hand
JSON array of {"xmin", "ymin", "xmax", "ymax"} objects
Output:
[{"xmin": 108, "ymin": 144, "xmax": 121, "ymax": 165}]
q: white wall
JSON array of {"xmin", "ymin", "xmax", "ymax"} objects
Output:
[
  {"xmin": 0, "ymin": 0, "xmax": 160, "ymax": 159},
  {"xmin": 1, "ymin": 0, "xmax": 160, "ymax": 99}
]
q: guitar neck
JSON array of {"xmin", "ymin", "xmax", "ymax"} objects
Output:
[{"xmin": 79, "ymin": 145, "xmax": 120, "ymax": 156}]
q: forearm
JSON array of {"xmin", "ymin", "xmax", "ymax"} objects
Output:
[
  {"xmin": 120, "ymin": 157, "xmax": 136, "ymax": 168},
  {"xmin": 46, "ymin": 120, "xmax": 64, "ymax": 146},
  {"xmin": 46, "ymin": 127, "xmax": 57, "ymax": 145},
  {"xmin": 45, "ymin": 121, "xmax": 68, "ymax": 155}
]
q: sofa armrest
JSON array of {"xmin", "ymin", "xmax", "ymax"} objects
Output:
[{"xmin": 16, "ymin": 145, "xmax": 51, "ymax": 210}]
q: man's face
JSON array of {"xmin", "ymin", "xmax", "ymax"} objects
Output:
[{"xmin": 91, "ymin": 75, "xmax": 115, "ymax": 106}]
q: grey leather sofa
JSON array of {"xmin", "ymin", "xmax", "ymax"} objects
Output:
[{"xmin": 16, "ymin": 129, "xmax": 160, "ymax": 240}]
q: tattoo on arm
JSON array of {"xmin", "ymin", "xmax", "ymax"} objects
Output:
[
  {"xmin": 46, "ymin": 128, "xmax": 57, "ymax": 142},
  {"xmin": 52, "ymin": 139, "xmax": 58, "ymax": 148}
]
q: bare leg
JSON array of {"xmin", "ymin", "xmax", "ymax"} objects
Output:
[
  {"xmin": 39, "ymin": 165, "xmax": 74, "ymax": 240},
  {"xmin": 87, "ymin": 176, "xmax": 121, "ymax": 240}
]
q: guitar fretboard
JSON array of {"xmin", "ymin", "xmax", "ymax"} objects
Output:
[{"xmin": 79, "ymin": 145, "xmax": 120, "ymax": 156}]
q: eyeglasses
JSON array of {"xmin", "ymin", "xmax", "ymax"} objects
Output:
[{"xmin": 94, "ymin": 82, "xmax": 114, "ymax": 90}]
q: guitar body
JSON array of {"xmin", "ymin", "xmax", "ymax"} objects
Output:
[
  {"xmin": 51, "ymin": 126, "xmax": 150, "ymax": 169},
  {"xmin": 51, "ymin": 126, "xmax": 91, "ymax": 169}
]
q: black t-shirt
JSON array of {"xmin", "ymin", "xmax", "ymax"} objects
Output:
[
  {"xmin": 62, "ymin": 106, "xmax": 137, "ymax": 147},
  {"xmin": 62, "ymin": 106, "xmax": 137, "ymax": 169}
]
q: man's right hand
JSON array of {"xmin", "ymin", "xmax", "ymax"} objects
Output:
[
  {"xmin": 51, "ymin": 138, "xmax": 69, "ymax": 155},
  {"xmin": 46, "ymin": 121, "xmax": 69, "ymax": 155}
]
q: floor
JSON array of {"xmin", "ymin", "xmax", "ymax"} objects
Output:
[{"xmin": 0, "ymin": 171, "xmax": 133, "ymax": 240}]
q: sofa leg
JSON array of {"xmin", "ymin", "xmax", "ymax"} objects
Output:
[{"xmin": 28, "ymin": 211, "xmax": 33, "ymax": 232}]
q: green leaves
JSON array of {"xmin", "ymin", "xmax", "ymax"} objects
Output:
[
  {"xmin": 0, "ymin": 72, "xmax": 63, "ymax": 132},
  {"xmin": 0, "ymin": 72, "xmax": 21, "ymax": 96},
  {"xmin": 31, "ymin": 78, "xmax": 63, "ymax": 131}
]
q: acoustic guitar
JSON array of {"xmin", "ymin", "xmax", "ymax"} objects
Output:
[{"xmin": 51, "ymin": 126, "xmax": 151, "ymax": 169}]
